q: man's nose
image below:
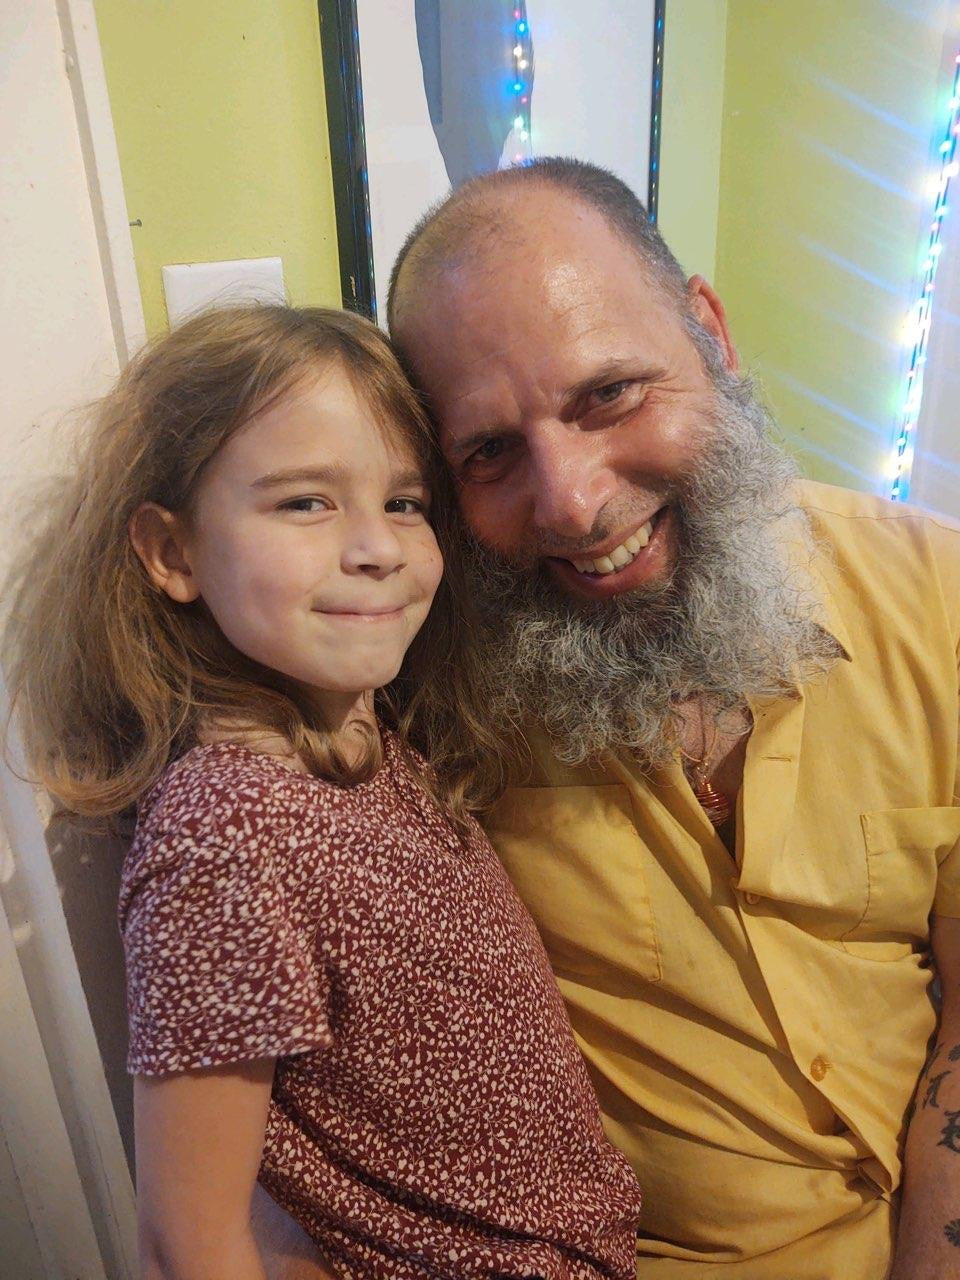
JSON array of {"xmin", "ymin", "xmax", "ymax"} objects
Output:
[
  {"xmin": 528, "ymin": 429, "xmax": 618, "ymax": 540},
  {"xmin": 341, "ymin": 514, "xmax": 406, "ymax": 577}
]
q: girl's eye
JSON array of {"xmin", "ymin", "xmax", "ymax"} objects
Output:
[
  {"xmin": 385, "ymin": 496, "xmax": 426, "ymax": 515},
  {"xmin": 590, "ymin": 380, "xmax": 630, "ymax": 406},
  {"xmin": 279, "ymin": 496, "xmax": 330, "ymax": 514}
]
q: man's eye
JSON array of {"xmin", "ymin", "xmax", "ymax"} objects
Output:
[
  {"xmin": 385, "ymin": 497, "xmax": 425, "ymax": 515},
  {"xmin": 591, "ymin": 380, "xmax": 630, "ymax": 405},
  {"xmin": 471, "ymin": 438, "xmax": 505, "ymax": 462},
  {"xmin": 279, "ymin": 496, "xmax": 329, "ymax": 513}
]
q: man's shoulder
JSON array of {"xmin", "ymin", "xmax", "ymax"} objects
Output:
[
  {"xmin": 797, "ymin": 479, "xmax": 960, "ymax": 640},
  {"xmin": 798, "ymin": 478, "xmax": 960, "ymax": 542},
  {"xmin": 798, "ymin": 478, "xmax": 960, "ymax": 570}
]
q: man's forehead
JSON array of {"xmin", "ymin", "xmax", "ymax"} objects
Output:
[
  {"xmin": 392, "ymin": 185, "xmax": 657, "ymax": 328},
  {"xmin": 402, "ymin": 264, "xmax": 672, "ymax": 390}
]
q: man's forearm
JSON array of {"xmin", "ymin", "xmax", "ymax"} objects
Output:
[{"xmin": 890, "ymin": 1017, "xmax": 960, "ymax": 1280}]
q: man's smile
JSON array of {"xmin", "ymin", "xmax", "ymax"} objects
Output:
[
  {"xmin": 562, "ymin": 513, "xmax": 659, "ymax": 575},
  {"xmin": 544, "ymin": 507, "xmax": 674, "ymax": 598}
]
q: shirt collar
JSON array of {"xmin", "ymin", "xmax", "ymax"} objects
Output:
[
  {"xmin": 784, "ymin": 496, "xmax": 855, "ymax": 664},
  {"xmin": 813, "ymin": 571, "xmax": 855, "ymax": 663}
]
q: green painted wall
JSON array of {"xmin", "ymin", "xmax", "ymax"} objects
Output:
[
  {"xmin": 715, "ymin": 1, "xmax": 949, "ymax": 491},
  {"xmin": 94, "ymin": 0, "xmax": 951, "ymax": 495},
  {"xmin": 658, "ymin": 0, "xmax": 728, "ymax": 282},
  {"xmin": 93, "ymin": 0, "xmax": 342, "ymax": 338}
]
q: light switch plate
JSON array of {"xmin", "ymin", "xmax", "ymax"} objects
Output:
[{"xmin": 162, "ymin": 257, "xmax": 286, "ymax": 326}]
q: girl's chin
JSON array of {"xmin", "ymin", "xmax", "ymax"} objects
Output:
[{"xmin": 294, "ymin": 668, "xmax": 402, "ymax": 704}]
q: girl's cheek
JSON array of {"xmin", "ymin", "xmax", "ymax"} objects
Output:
[{"xmin": 425, "ymin": 540, "xmax": 444, "ymax": 591}]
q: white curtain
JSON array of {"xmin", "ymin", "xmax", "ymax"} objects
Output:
[{"xmin": 911, "ymin": 195, "xmax": 960, "ymax": 518}]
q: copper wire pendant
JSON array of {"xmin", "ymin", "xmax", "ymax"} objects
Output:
[{"xmin": 692, "ymin": 778, "xmax": 732, "ymax": 828}]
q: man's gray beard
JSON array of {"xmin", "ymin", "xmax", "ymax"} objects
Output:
[{"xmin": 461, "ymin": 324, "xmax": 842, "ymax": 771}]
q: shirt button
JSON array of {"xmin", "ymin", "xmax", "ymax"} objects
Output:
[
  {"xmin": 744, "ymin": 891, "xmax": 761, "ymax": 905},
  {"xmin": 810, "ymin": 1055, "xmax": 830, "ymax": 1082}
]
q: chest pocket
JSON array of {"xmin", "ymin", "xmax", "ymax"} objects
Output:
[
  {"xmin": 841, "ymin": 807, "xmax": 960, "ymax": 959},
  {"xmin": 483, "ymin": 783, "xmax": 661, "ymax": 983}
]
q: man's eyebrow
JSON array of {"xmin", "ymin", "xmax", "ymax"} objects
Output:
[
  {"xmin": 250, "ymin": 464, "xmax": 429, "ymax": 490},
  {"xmin": 444, "ymin": 360, "xmax": 666, "ymax": 461}
]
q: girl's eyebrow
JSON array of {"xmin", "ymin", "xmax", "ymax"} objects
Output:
[
  {"xmin": 392, "ymin": 467, "xmax": 431, "ymax": 489},
  {"xmin": 251, "ymin": 464, "xmax": 347, "ymax": 490},
  {"xmin": 250, "ymin": 464, "xmax": 428, "ymax": 490}
]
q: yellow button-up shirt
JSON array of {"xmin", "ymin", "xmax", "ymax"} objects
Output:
[{"xmin": 484, "ymin": 482, "xmax": 960, "ymax": 1278}]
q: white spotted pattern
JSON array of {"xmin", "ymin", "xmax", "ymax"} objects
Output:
[{"xmin": 120, "ymin": 732, "xmax": 642, "ymax": 1278}]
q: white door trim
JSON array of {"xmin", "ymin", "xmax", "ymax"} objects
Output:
[
  {"xmin": 0, "ymin": 0, "xmax": 147, "ymax": 1273},
  {"xmin": 0, "ymin": 875, "xmax": 110, "ymax": 1280},
  {"xmin": 1, "ymin": 697, "xmax": 139, "ymax": 1280},
  {"xmin": 56, "ymin": 0, "xmax": 146, "ymax": 363}
]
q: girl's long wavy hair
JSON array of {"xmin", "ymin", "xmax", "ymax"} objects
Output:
[{"xmin": 3, "ymin": 305, "xmax": 509, "ymax": 827}]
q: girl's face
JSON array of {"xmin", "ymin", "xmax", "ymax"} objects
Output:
[{"xmin": 169, "ymin": 363, "xmax": 443, "ymax": 721}]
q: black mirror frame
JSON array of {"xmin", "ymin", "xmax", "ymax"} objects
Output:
[{"xmin": 318, "ymin": 0, "xmax": 666, "ymax": 319}]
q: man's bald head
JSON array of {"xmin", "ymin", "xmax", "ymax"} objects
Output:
[{"xmin": 387, "ymin": 157, "xmax": 689, "ymax": 334}]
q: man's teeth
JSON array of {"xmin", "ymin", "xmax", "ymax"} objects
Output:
[{"xmin": 571, "ymin": 520, "xmax": 654, "ymax": 575}]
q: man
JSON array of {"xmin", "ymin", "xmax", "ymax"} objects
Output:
[{"xmin": 387, "ymin": 157, "xmax": 960, "ymax": 1278}]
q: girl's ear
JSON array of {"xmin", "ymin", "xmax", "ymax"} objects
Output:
[{"xmin": 128, "ymin": 503, "xmax": 200, "ymax": 603}]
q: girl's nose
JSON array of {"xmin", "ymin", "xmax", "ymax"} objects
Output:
[{"xmin": 340, "ymin": 514, "xmax": 406, "ymax": 577}]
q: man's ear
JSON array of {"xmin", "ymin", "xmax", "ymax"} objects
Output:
[
  {"xmin": 128, "ymin": 503, "xmax": 200, "ymax": 603},
  {"xmin": 687, "ymin": 275, "xmax": 739, "ymax": 374}
]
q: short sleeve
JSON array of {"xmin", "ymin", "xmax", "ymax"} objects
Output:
[
  {"xmin": 121, "ymin": 760, "xmax": 335, "ymax": 1075},
  {"xmin": 930, "ymin": 514, "xmax": 960, "ymax": 918},
  {"xmin": 936, "ymin": 816, "xmax": 960, "ymax": 918}
]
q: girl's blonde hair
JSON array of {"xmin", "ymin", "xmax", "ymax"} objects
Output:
[{"xmin": 3, "ymin": 305, "xmax": 508, "ymax": 825}]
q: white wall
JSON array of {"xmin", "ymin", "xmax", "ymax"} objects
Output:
[{"xmin": 2, "ymin": 2, "xmax": 142, "ymax": 505}]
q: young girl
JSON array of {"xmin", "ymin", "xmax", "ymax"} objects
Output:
[{"xmin": 4, "ymin": 306, "xmax": 642, "ymax": 1280}]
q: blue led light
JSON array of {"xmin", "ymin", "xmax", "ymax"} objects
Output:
[{"xmin": 509, "ymin": 6, "xmax": 533, "ymax": 166}]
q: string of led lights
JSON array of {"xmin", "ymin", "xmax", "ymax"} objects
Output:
[
  {"xmin": 647, "ymin": 1, "xmax": 666, "ymax": 222},
  {"xmin": 891, "ymin": 51, "xmax": 960, "ymax": 501},
  {"xmin": 510, "ymin": 4, "xmax": 532, "ymax": 164}
]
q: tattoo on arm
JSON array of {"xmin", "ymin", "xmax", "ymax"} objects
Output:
[
  {"xmin": 924, "ymin": 1070, "xmax": 952, "ymax": 1110},
  {"xmin": 939, "ymin": 1110, "xmax": 960, "ymax": 1154},
  {"xmin": 945, "ymin": 1219, "xmax": 960, "ymax": 1247}
]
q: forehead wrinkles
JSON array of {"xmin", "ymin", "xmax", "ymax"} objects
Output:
[{"xmin": 445, "ymin": 253, "xmax": 611, "ymax": 368}]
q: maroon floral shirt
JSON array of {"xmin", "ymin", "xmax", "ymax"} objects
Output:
[{"xmin": 119, "ymin": 733, "xmax": 643, "ymax": 1278}]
